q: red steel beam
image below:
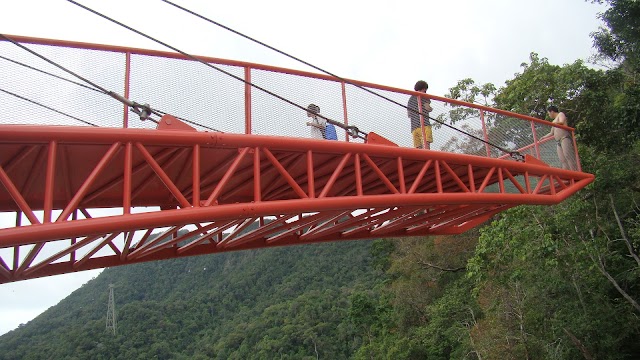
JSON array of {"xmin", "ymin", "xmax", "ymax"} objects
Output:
[{"xmin": 0, "ymin": 121, "xmax": 594, "ymax": 283}]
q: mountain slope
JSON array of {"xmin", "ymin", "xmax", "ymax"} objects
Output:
[{"xmin": 0, "ymin": 240, "xmax": 380, "ymax": 359}]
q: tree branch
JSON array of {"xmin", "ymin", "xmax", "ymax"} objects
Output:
[
  {"xmin": 609, "ymin": 195, "xmax": 640, "ymax": 267},
  {"xmin": 584, "ymin": 229, "xmax": 640, "ymax": 313},
  {"xmin": 563, "ymin": 328, "xmax": 594, "ymax": 360},
  {"xmin": 416, "ymin": 259, "xmax": 466, "ymax": 272}
]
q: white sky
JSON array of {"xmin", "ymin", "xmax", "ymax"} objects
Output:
[{"xmin": 0, "ymin": 0, "xmax": 607, "ymax": 336}]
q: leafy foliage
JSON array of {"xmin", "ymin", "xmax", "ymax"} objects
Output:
[
  {"xmin": 2, "ymin": 2, "xmax": 640, "ymax": 359},
  {"xmin": 345, "ymin": 2, "xmax": 640, "ymax": 359},
  {"xmin": 0, "ymin": 241, "xmax": 380, "ymax": 359}
]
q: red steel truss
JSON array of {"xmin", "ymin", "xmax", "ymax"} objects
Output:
[
  {"xmin": 0, "ymin": 35, "xmax": 595, "ymax": 283},
  {"xmin": 0, "ymin": 117, "xmax": 593, "ymax": 283}
]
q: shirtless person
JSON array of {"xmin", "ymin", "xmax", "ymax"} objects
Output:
[{"xmin": 541, "ymin": 105, "xmax": 577, "ymax": 171}]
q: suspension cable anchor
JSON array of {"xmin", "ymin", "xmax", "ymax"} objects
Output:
[
  {"xmin": 135, "ymin": 103, "xmax": 152, "ymax": 121},
  {"xmin": 344, "ymin": 125, "xmax": 366, "ymax": 140},
  {"xmin": 510, "ymin": 151, "xmax": 525, "ymax": 162}
]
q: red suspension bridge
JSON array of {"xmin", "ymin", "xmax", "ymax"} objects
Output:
[{"xmin": 0, "ymin": 35, "xmax": 593, "ymax": 283}]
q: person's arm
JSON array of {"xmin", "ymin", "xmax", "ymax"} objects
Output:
[
  {"xmin": 541, "ymin": 128, "xmax": 554, "ymax": 139},
  {"xmin": 556, "ymin": 112, "xmax": 568, "ymax": 126},
  {"xmin": 423, "ymin": 98, "xmax": 433, "ymax": 113},
  {"xmin": 306, "ymin": 122, "xmax": 324, "ymax": 129}
]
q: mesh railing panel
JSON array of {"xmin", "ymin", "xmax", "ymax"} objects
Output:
[
  {"xmin": 344, "ymin": 85, "xmax": 410, "ymax": 146},
  {"xmin": 129, "ymin": 55, "xmax": 245, "ymax": 132},
  {"xmin": 250, "ymin": 68, "xmax": 347, "ymax": 140},
  {"xmin": 0, "ymin": 37, "xmax": 579, "ymax": 170},
  {"xmin": 0, "ymin": 42, "xmax": 126, "ymax": 127}
]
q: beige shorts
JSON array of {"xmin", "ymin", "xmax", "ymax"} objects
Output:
[{"xmin": 412, "ymin": 126, "xmax": 433, "ymax": 148}]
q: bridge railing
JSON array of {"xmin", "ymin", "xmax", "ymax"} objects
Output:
[{"xmin": 0, "ymin": 35, "xmax": 580, "ymax": 171}]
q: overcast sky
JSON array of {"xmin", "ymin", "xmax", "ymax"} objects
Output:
[{"xmin": 0, "ymin": 0, "xmax": 607, "ymax": 336}]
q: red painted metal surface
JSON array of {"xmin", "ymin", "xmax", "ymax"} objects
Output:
[
  {"xmin": 0, "ymin": 118, "xmax": 593, "ymax": 283},
  {"xmin": 0, "ymin": 35, "xmax": 595, "ymax": 283}
]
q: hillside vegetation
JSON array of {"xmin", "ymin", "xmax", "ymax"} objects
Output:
[
  {"xmin": 0, "ymin": 241, "xmax": 381, "ymax": 359},
  {"xmin": 1, "ymin": 1, "xmax": 639, "ymax": 359}
]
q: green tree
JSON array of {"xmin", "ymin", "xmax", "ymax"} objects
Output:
[{"xmin": 591, "ymin": 0, "xmax": 640, "ymax": 67}]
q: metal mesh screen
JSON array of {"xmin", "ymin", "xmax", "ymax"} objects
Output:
[
  {"xmin": 0, "ymin": 41, "xmax": 125, "ymax": 127},
  {"xmin": 250, "ymin": 68, "xmax": 347, "ymax": 140},
  {"xmin": 344, "ymin": 85, "xmax": 409, "ymax": 145},
  {"xmin": 129, "ymin": 55, "xmax": 245, "ymax": 132},
  {"xmin": 1, "ymin": 38, "xmax": 577, "ymax": 170}
]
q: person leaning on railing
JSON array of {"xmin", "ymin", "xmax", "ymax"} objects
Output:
[
  {"xmin": 306, "ymin": 103, "xmax": 326, "ymax": 139},
  {"xmin": 306, "ymin": 103, "xmax": 337, "ymax": 140},
  {"xmin": 541, "ymin": 105, "xmax": 577, "ymax": 171},
  {"xmin": 407, "ymin": 80, "xmax": 433, "ymax": 149}
]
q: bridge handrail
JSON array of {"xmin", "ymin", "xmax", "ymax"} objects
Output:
[{"xmin": 0, "ymin": 34, "xmax": 580, "ymax": 171}]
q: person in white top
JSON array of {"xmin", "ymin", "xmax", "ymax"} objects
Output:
[
  {"xmin": 306, "ymin": 103, "xmax": 326, "ymax": 139},
  {"xmin": 541, "ymin": 105, "xmax": 577, "ymax": 171}
]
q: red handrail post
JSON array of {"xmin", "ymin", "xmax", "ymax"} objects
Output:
[
  {"xmin": 480, "ymin": 110, "xmax": 491, "ymax": 157},
  {"xmin": 123, "ymin": 52, "xmax": 131, "ymax": 128},
  {"xmin": 418, "ymin": 95, "xmax": 427, "ymax": 149},
  {"xmin": 244, "ymin": 67, "xmax": 252, "ymax": 135},
  {"xmin": 44, "ymin": 140, "xmax": 57, "ymax": 223},
  {"xmin": 341, "ymin": 82, "xmax": 349, "ymax": 142},
  {"xmin": 572, "ymin": 132, "xmax": 582, "ymax": 172},
  {"xmin": 531, "ymin": 120, "xmax": 541, "ymax": 159}
]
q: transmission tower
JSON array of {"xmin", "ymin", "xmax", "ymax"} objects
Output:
[{"xmin": 106, "ymin": 284, "xmax": 117, "ymax": 335}]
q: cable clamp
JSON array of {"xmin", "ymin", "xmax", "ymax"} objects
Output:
[
  {"xmin": 344, "ymin": 125, "xmax": 367, "ymax": 140},
  {"xmin": 510, "ymin": 152, "xmax": 525, "ymax": 162},
  {"xmin": 129, "ymin": 102, "xmax": 153, "ymax": 121}
]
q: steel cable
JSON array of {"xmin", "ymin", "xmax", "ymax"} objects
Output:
[
  {"xmin": 160, "ymin": 0, "xmax": 521, "ymax": 158},
  {"xmin": 0, "ymin": 54, "xmax": 102, "ymax": 93},
  {"xmin": 0, "ymin": 35, "xmax": 225, "ymax": 131},
  {"xmin": 0, "ymin": 87, "xmax": 99, "ymax": 127},
  {"xmin": 65, "ymin": 0, "xmax": 368, "ymax": 140}
]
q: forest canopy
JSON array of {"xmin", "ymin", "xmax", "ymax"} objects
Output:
[{"xmin": 1, "ymin": 1, "xmax": 639, "ymax": 359}]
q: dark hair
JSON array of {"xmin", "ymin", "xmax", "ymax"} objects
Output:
[
  {"xmin": 414, "ymin": 80, "xmax": 428, "ymax": 92},
  {"xmin": 547, "ymin": 105, "xmax": 559, "ymax": 113},
  {"xmin": 307, "ymin": 103, "xmax": 320, "ymax": 114}
]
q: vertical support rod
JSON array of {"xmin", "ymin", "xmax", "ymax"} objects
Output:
[
  {"xmin": 435, "ymin": 160, "xmax": 443, "ymax": 193},
  {"xmin": 44, "ymin": 140, "xmax": 57, "ymax": 223},
  {"xmin": 355, "ymin": 153, "xmax": 363, "ymax": 196},
  {"xmin": 530, "ymin": 120, "xmax": 541, "ymax": 159},
  {"xmin": 468, "ymin": 164, "xmax": 476, "ymax": 193},
  {"xmin": 397, "ymin": 157, "xmax": 406, "ymax": 194},
  {"xmin": 13, "ymin": 212, "xmax": 21, "ymax": 272},
  {"xmin": 418, "ymin": 95, "xmax": 427, "ymax": 149},
  {"xmin": 254, "ymin": 147, "xmax": 261, "ymax": 202},
  {"xmin": 341, "ymin": 81, "xmax": 350, "ymax": 142},
  {"xmin": 71, "ymin": 210, "xmax": 77, "ymax": 263},
  {"xmin": 244, "ymin": 67, "xmax": 252, "ymax": 135},
  {"xmin": 123, "ymin": 142, "xmax": 132, "ymax": 214},
  {"xmin": 123, "ymin": 52, "xmax": 131, "ymax": 128},
  {"xmin": 571, "ymin": 132, "xmax": 582, "ymax": 172},
  {"xmin": 192, "ymin": 144, "xmax": 200, "ymax": 207},
  {"xmin": 480, "ymin": 110, "xmax": 491, "ymax": 158},
  {"xmin": 307, "ymin": 150, "xmax": 315, "ymax": 198}
]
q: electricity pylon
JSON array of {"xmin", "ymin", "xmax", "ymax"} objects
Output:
[{"xmin": 106, "ymin": 284, "xmax": 117, "ymax": 335}]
